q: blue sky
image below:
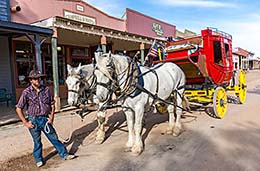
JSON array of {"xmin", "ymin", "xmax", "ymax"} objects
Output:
[{"xmin": 84, "ymin": 0, "xmax": 260, "ymax": 57}]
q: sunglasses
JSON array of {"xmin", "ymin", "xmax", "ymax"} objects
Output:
[{"xmin": 32, "ymin": 77, "xmax": 41, "ymax": 80}]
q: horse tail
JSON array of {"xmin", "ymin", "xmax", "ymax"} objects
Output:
[{"xmin": 182, "ymin": 95, "xmax": 190, "ymax": 112}]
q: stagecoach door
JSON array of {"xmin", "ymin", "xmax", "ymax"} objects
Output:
[
  {"xmin": 213, "ymin": 40, "xmax": 231, "ymax": 67},
  {"xmin": 213, "ymin": 40, "xmax": 223, "ymax": 65}
]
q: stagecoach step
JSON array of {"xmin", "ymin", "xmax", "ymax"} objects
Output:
[{"xmin": 188, "ymin": 102, "xmax": 212, "ymax": 107}]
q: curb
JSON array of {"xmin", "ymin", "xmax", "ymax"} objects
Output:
[
  {"xmin": 0, "ymin": 118, "xmax": 21, "ymax": 127},
  {"xmin": 0, "ymin": 107, "xmax": 78, "ymax": 127}
]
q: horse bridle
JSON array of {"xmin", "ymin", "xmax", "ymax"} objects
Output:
[
  {"xmin": 67, "ymin": 72, "xmax": 97, "ymax": 101},
  {"xmin": 95, "ymin": 56, "xmax": 140, "ymax": 110},
  {"xmin": 95, "ymin": 64, "xmax": 119, "ymax": 104},
  {"xmin": 67, "ymin": 74, "xmax": 84, "ymax": 95}
]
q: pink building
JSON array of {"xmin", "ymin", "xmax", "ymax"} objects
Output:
[
  {"xmin": 126, "ymin": 8, "xmax": 176, "ymax": 39},
  {"xmin": 1, "ymin": 0, "xmax": 177, "ymax": 107}
]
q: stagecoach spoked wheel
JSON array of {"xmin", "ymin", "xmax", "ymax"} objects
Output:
[
  {"xmin": 213, "ymin": 87, "xmax": 227, "ymax": 119},
  {"xmin": 238, "ymin": 70, "xmax": 247, "ymax": 104}
]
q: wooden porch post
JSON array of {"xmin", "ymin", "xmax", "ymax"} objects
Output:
[
  {"xmin": 34, "ymin": 34, "xmax": 43, "ymax": 72},
  {"xmin": 51, "ymin": 28, "xmax": 60, "ymax": 112},
  {"xmin": 140, "ymin": 43, "xmax": 145, "ymax": 63},
  {"xmin": 101, "ymin": 35, "xmax": 106, "ymax": 53}
]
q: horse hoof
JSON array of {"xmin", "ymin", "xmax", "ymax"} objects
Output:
[
  {"xmin": 124, "ymin": 147, "xmax": 132, "ymax": 152},
  {"xmin": 95, "ymin": 137, "xmax": 104, "ymax": 144},
  {"xmin": 172, "ymin": 128, "xmax": 182, "ymax": 137},
  {"xmin": 172, "ymin": 132, "xmax": 179, "ymax": 137},
  {"xmin": 131, "ymin": 146, "xmax": 143, "ymax": 156},
  {"xmin": 130, "ymin": 150, "xmax": 142, "ymax": 156},
  {"xmin": 166, "ymin": 128, "xmax": 173, "ymax": 135},
  {"xmin": 95, "ymin": 140, "xmax": 103, "ymax": 144}
]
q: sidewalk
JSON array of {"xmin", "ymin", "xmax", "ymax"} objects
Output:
[
  {"xmin": 0, "ymin": 106, "xmax": 20, "ymax": 126},
  {"xmin": 0, "ymin": 98, "xmax": 75, "ymax": 127}
]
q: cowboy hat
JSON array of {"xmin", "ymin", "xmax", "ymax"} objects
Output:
[{"xmin": 27, "ymin": 70, "xmax": 46, "ymax": 79}]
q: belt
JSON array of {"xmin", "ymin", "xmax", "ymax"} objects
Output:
[{"xmin": 28, "ymin": 115, "xmax": 48, "ymax": 118}]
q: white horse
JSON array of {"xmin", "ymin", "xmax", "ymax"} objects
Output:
[
  {"xmin": 66, "ymin": 63, "xmax": 97, "ymax": 106},
  {"xmin": 66, "ymin": 63, "xmax": 112, "ymax": 143},
  {"xmin": 94, "ymin": 52, "xmax": 188, "ymax": 155}
]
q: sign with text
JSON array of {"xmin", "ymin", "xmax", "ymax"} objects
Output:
[
  {"xmin": 64, "ymin": 11, "xmax": 96, "ymax": 25},
  {"xmin": 152, "ymin": 22, "xmax": 164, "ymax": 36},
  {"xmin": 76, "ymin": 4, "xmax": 84, "ymax": 12},
  {"xmin": 126, "ymin": 8, "xmax": 175, "ymax": 38}
]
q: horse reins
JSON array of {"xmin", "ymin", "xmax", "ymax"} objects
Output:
[{"xmin": 96, "ymin": 56, "xmax": 190, "ymax": 113}]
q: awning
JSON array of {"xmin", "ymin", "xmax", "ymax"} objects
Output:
[
  {"xmin": 0, "ymin": 20, "xmax": 53, "ymax": 37},
  {"xmin": 32, "ymin": 16, "xmax": 153, "ymax": 45}
]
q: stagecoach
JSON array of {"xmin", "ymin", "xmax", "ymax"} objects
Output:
[
  {"xmin": 154, "ymin": 27, "xmax": 246, "ymax": 118},
  {"xmin": 66, "ymin": 27, "xmax": 247, "ymax": 155}
]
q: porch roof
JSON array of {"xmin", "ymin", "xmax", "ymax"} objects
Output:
[
  {"xmin": 0, "ymin": 20, "xmax": 53, "ymax": 37},
  {"xmin": 32, "ymin": 16, "xmax": 155, "ymax": 45}
]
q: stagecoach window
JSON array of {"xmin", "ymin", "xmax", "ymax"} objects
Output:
[
  {"xmin": 213, "ymin": 41, "xmax": 223, "ymax": 64},
  {"xmin": 224, "ymin": 43, "xmax": 229, "ymax": 59}
]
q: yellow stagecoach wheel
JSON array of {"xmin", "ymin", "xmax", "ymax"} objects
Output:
[
  {"xmin": 238, "ymin": 70, "xmax": 247, "ymax": 104},
  {"xmin": 213, "ymin": 87, "xmax": 227, "ymax": 119}
]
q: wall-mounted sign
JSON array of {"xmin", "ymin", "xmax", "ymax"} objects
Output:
[
  {"xmin": 152, "ymin": 22, "xmax": 164, "ymax": 36},
  {"xmin": 64, "ymin": 11, "xmax": 96, "ymax": 25},
  {"xmin": 76, "ymin": 4, "xmax": 84, "ymax": 12}
]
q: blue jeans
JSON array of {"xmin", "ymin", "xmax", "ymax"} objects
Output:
[{"xmin": 28, "ymin": 116, "xmax": 68, "ymax": 163}]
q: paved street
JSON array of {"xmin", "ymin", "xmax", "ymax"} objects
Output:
[{"xmin": 0, "ymin": 70, "xmax": 260, "ymax": 171}]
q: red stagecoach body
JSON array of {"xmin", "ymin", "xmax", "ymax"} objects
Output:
[
  {"xmin": 164, "ymin": 28, "xmax": 233, "ymax": 85},
  {"xmin": 151, "ymin": 28, "xmax": 247, "ymax": 118}
]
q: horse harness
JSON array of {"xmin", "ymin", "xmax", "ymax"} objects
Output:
[
  {"xmin": 67, "ymin": 72, "xmax": 97, "ymax": 104},
  {"xmin": 96, "ymin": 57, "xmax": 187, "ymax": 112}
]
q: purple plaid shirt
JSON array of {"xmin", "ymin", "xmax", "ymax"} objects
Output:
[{"xmin": 16, "ymin": 85, "xmax": 55, "ymax": 117}]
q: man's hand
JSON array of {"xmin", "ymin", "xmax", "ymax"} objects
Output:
[
  {"xmin": 48, "ymin": 116, "xmax": 54, "ymax": 124},
  {"xmin": 16, "ymin": 107, "xmax": 34, "ymax": 128},
  {"xmin": 24, "ymin": 121, "xmax": 34, "ymax": 128}
]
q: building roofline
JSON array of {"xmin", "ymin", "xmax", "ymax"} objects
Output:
[
  {"xmin": 126, "ymin": 8, "xmax": 176, "ymax": 28},
  {"xmin": 0, "ymin": 20, "xmax": 53, "ymax": 35},
  {"xmin": 77, "ymin": 0, "xmax": 125, "ymax": 22}
]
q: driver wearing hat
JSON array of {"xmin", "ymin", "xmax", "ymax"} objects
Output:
[{"xmin": 16, "ymin": 69, "xmax": 75, "ymax": 167}]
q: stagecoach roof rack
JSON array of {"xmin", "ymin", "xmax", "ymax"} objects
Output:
[{"xmin": 207, "ymin": 27, "xmax": 232, "ymax": 40}]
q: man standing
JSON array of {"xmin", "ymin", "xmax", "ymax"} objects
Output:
[{"xmin": 16, "ymin": 70, "xmax": 75, "ymax": 167}]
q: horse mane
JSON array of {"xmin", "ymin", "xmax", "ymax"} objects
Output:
[
  {"xmin": 97, "ymin": 53, "xmax": 130, "ymax": 79},
  {"xmin": 80, "ymin": 64, "xmax": 95, "ymax": 79},
  {"xmin": 67, "ymin": 64, "xmax": 94, "ymax": 79}
]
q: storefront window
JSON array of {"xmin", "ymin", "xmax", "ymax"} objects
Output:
[
  {"xmin": 72, "ymin": 47, "xmax": 88, "ymax": 57},
  {"xmin": 41, "ymin": 43, "xmax": 51, "ymax": 56},
  {"xmin": 16, "ymin": 41, "xmax": 33, "ymax": 54},
  {"xmin": 16, "ymin": 42, "xmax": 35, "ymax": 86},
  {"xmin": 71, "ymin": 46, "xmax": 91, "ymax": 66},
  {"xmin": 16, "ymin": 54, "xmax": 35, "ymax": 86},
  {"xmin": 15, "ymin": 41, "xmax": 67, "ymax": 86},
  {"xmin": 44, "ymin": 57, "xmax": 53, "ymax": 84},
  {"xmin": 43, "ymin": 44, "xmax": 66, "ymax": 84},
  {"xmin": 58, "ymin": 56, "xmax": 66, "ymax": 84},
  {"xmin": 58, "ymin": 45, "xmax": 65, "ymax": 56}
]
